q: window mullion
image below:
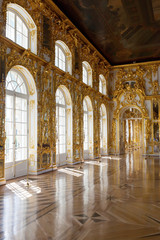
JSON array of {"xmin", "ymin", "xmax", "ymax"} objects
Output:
[{"xmin": 15, "ymin": 14, "xmax": 16, "ymax": 43}]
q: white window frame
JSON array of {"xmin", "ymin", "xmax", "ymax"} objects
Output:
[
  {"xmin": 5, "ymin": 69, "xmax": 29, "ymax": 179},
  {"xmin": 6, "ymin": 9, "xmax": 29, "ymax": 49},
  {"xmin": 99, "ymin": 75, "xmax": 106, "ymax": 95},
  {"xmin": 55, "ymin": 41, "xmax": 72, "ymax": 74},
  {"xmin": 100, "ymin": 107, "xmax": 103, "ymax": 149},
  {"xmin": 83, "ymin": 100, "xmax": 89, "ymax": 151},
  {"xmin": 56, "ymin": 89, "xmax": 67, "ymax": 164},
  {"xmin": 6, "ymin": 3, "xmax": 37, "ymax": 54},
  {"xmin": 55, "ymin": 44, "xmax": 66, "ymax": 72},
  {"xmin": 82, "ymin": 61, "xmax": 92, "ymax": 87}
]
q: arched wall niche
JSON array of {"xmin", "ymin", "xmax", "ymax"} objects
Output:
[
  {"xmin": 113, "ymin": 103, "xmax": 149, "ymax": 154},
  {"xmin": 111, "ymin": 84, "xmax": 150, "ymax": 155}
]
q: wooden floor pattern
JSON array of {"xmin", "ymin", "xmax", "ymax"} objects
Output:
[{"xmin": 1, "ymin": 152, "xmax": 160, "ymax": 239}]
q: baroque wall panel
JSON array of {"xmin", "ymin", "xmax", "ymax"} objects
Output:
[{"xmin": 0, "ymin": 0, "xmax": 160, "ymax": 184}]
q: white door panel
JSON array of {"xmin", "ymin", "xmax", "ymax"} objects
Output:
[{"xmin": 5, "ymin": 70, "xmax": 28, "ymax": 180}]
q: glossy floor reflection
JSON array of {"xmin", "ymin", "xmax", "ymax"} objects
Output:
[{"xmin": 1, "ymin": 151, "xmax": 160, "ymax": 239}]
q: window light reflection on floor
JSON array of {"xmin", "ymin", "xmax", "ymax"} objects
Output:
[
  {"xmin": 6, "ymin": 182, "xmax": 32, "ymax": 200},
  {"xmin": 20, "ymin": 179, "xmax": 41, "ymax": 194},
  {"xmin": 102, "ymin": 156, "xmax": 121, "ymax": 160},
  {"xmin": 65, "ymin": 168, "xmax": 84, "ymax": 174},
  {"xmin": 58, "ymin": 168, "xmax": 83, "ymax": 177},
  {"xmin": 85, "ymin": 161, "xmax": 108, "ymax": 166}
]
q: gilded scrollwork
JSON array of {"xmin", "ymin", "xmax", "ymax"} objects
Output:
[
  {"xmin": 1, "ymin": 0, "xmax": 160, "ymax": 182},
  {"xmin": 145, "ymin": 119, "xmax": 151, "ymax": 142}
]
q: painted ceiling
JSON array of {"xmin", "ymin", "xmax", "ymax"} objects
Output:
[{"xmin": 53, "ymin": 0, "xmax": 160, "ymax": 65}]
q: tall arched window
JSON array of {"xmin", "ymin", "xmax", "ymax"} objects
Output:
[
  {"xmin": 83, "ymin": 97, "xmax": 93, "ymax": 160},
  {"xmin": 100, "ymin": 107, "xmax": 103, "ymax": 150},
  {"xmin": 56, "ymin": 88, "xmax": 66, "ymax": 165},
  {"xmin": 82, "ymin": 61, "xmax": 92, "ymax": 86},
  {"xmin": 56, "ymin": 86, "xmax": 72, "ymax": 166},
  {"xmin": 99, "ymin": 74, "xmax": 106, "ymax": 95},
  {"xmin": 6, "ymin": 10, "xmax": 28, "ymax": 48},
  {"xmin": 55, "ymin": 40, "xmax": 72, "ymax": 74},
  {"xmin": 100, "ymin": 104, "xmax": 108, "ymax": 155},
  {"xmin": 83, "ymin": 100, "xmax": 89, "ymax": 153},
  {"xmin": 6, "ymin": 4, "xmax": 37, "ymax": 54},
  {"xmin": 5, "ymin": 70, "xmax": 28, "ymax": 175},
  {"xmin": 99, "ymin": 78, "xmax": 103, "ymax": 94},
  {"xmin": 5, "ymin": 66, "xmax": 37, "ymax": 180}
]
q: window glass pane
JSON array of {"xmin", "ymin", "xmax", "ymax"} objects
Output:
[
  {"xmin": 21, "ymin": 148, "xmax": 27, "ymax": 160},
  {"xmin": 22, "ymin": 124, "xmax": 27, "ymax": 135},
  {"xmin": 8, "ymin": 11, "xmax": 15, "ymax": 28},
  {"xmin": 16, "ymin": 31, "xmax": 22, "ymax": 45},
  {"xmin": 16, "ymin": 123, "xmax": 22, "ymax": 136},
  {"xmin": 100, "ymin": 108, "xmax": 103, "ymax": 148},
  {"xmin": 11, "ymin": 81, "xmax": 18, "ymax": 91},
  {"xmin": 6, "ymin": 70, "xmax": 27, "ymax": 94},
  {"xmin": 60, "ymin": 145, "xmax": 65, "ymax": 154},
  {"xmin": 15, "ymin": 148, "xmax": 21, "ymax": 161},
  {"xmin": 83, "ymin": 66, "xmax": 87, "ymax": 84},
  {"xmin": 23, "ymin": 36, "xmax": 28, "ymax": 49},
  {"xmin": 23, "ymin": 23, "xmax": 28, "ymax": 36},
  {"xmin": 55, "ymin": 46, "xmax": 59, "ymax": 67},
  {"xmin": 7, "ymin": 83, "xmax": 14, "ymax": 91},
  {"xmin": 6, "ymin": 95, "xmax": 13, "ymax": 109},
  {"xmin": 99, "ymin": 79, "xmax": 102, "ymax": 93},
  {"xmin": 15, "ymin": 136, "xmax": 22, "ymax": 148},
  {"xmin": 55, "ymin": 57, "xmax": 58, "ymax": 68},
  {"xmin": 56, "ymin": 89, "xmax": 66, "ymax": 156},
  {"xmin": 21, "ymin": 148, "xmax": 26, "ymax": 160},
  {"xmin": 5, "ymin": 122, "xmax": 13, "ymax": 136},
  {"xmin": 5, "ymin": 149, "xmax": 13, "ymax": 163},
  {"xmin": 22, "ymin": 111, "xmax": 27, "ymax": 123},
  {"xmin": 22, "ymin": 99, "xmax": 27, "ymax": 111},
  {"xmin": 8, "ymin": 136, "xmax": 13, "ymax": 149},
  {"xmin": 22, "ymin": 136, "xmax": 27, "ymax": 147},
  {"xmin": 6, "ymin": 10, "xmax": 29, "ymax": 49},
  {"xmin": 5, "ymin": 109, "xmax": 13, "ymax": 122},
  {"xmin": 15, "ymin": 97, "xmax": 22, "ymax": 110},
  {"xmin": 20, "ymin": 83, "xmax": 27, "ymax": 94},
  {"xmin": 83, "ymin": 99, "xmax": 89, "ymax": 151},
  {"xmin": 5, "ymin": 74, "xmax": 28, "ymax": 165},
  {"xmin": 6, "ymin": 25, "xmax": 15, "ymax": 41},
  {"xmin": 16, "ymin": 75, "xmax": 23, "ymax": 86},
  {"xmin": 55, "ymin": 45, "xmax": 66, "ymax": 71},
  {"xmin": 16, "ymin": 16, "xmax": 22, "ymax": 32},
  {"xmin": 83, "ymin": 100, "xmax": 88, "ymax": 111},
  {"xmin": 15, "ymin": 110, "xmax": 22, "ymax": 122}
]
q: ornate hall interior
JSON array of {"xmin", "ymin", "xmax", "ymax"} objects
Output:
[{"xmin": 0, "ymin": 0, "xmax": 160, "ymax": 239}]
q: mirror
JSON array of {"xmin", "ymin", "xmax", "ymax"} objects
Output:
[
  {"xmin": 153, "ymin": 101, "xmax": 159, "ymax": 120},
  {"xmin": 42, "ymin": 153, "xmax": 51, "ymax": 168}
]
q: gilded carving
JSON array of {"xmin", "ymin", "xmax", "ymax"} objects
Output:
[
  {"xmin": 145, "ymin": 119, "xmax": 151, "ymax": 141},
  {"xmin": 0, "ymin": 0, "xmax": 160, "ymax": 181}
]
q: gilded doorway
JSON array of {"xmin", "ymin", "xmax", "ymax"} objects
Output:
[{"xmin": 119, "ymin": 108, "xmax": 143, "ymax": 154}]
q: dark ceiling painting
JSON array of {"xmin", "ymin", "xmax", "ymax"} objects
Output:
[{"xmin": 52, "ymin": 0, "xmax": 160, "ymax": 65}]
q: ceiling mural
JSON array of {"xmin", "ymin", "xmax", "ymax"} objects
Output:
[{"xmin": 53, "ymin": 0, "xmax": 160, "ymax": 65}]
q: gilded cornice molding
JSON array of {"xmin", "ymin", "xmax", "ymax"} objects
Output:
[{"xmin": 111, "ymin": 60, "xmax": 160, "ymax": 69}]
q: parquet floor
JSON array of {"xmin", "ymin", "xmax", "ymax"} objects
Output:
[{"xmin": 1, "ymin": 151, "xmax": 160, "ymax": 239}]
